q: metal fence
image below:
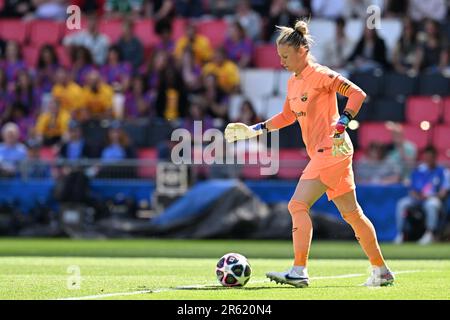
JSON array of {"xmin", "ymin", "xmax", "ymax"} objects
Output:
[
  {"xmin": 9, "ymin": 158, "xmax": 310, "ymax": 181},
  {"xmin": 2, "ymin": 157, "xmax": 443, "ymax": 183}
]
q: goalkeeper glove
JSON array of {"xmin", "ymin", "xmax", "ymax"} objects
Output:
[
  {"xmin": 224, "ymin": 122, "xmax": 266, "ymax": 143},
  {"xmin": 332, "ymin": 111, "xmax": 352, "ymax": 157}
]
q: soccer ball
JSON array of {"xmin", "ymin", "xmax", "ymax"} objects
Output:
[{"xmin": 215, "ymin": 253, "xmax": 251, "ymax": 287}]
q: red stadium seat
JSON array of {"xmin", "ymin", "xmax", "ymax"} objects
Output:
[
  {"xmin": 241, "ymin": 164, "xmax": 264, "ymax": 179},
  {"xmin": 406, "ymin": 96, "xmax": 443, "ymax": 125},
  {"xmin": 134, "ymin": 19, "xmax": 159, "ymax": 47},
  {"xmin": 62, "ymin": 17, "xmax": 88, "ymax": 37},
  {"xmin": 358, "ymin": 122, "xmax": 431, "ymax": 151},
  {"xmin": 433, "ymin": 125, "xmax": 450, "ymax": 152},
  {"xmin": 137, "ymin": 148, "xmax": 157, "ymax": 179},
  {"xmin": 143, "ymin": 45, "xmax": 153, "ymax": 62},
  {"xmin": 29, "ymin": 20, "xmax": 63, "ymax": 46},
  {"xmin": 23, "ymin": 46, "xmax": 40, "ymax": 68},
  {"xmin": 172, "ymin": 18, "xmax": 187, "ymax": 41},
  {"xmin": 277, "ymin": 148, "xmax": 309, "ymax": 179},
  {"xmin": 358, "ymin": 122, "xmax": 392, "ymax": 149},
  {"xmin": 197, "ymin": 19, "xmax": 228, "ymax": 48},
  {"xmin": 443, "ymin": 97, "xmax": 450, "ymax": 125},
  {"xmin": 241, "ymin": 165, "xmax": 264, "ymax": 179},
  {"xmin": 254, "ymin": 45, "xmax": 282, "ymax": 69},
  {"xmin": 191, "ymin": 147, "xmax": 209, "ymax": 177},
  {"xmin": 402, "ymin": 124, "xmax": 432, "ymax": 150},
  {"xmin": 0, "ymin": 19, "xmax": 28, "ymax": 43},
  {"xmin": 39, "ymin": 147, "xmax": 56, "ymax": 161},
  {"xmin": 240, "ymin": 152, "xmax": 265, "ymax": 179},
  {"xmin": 55, "ymin": 45, "xmax": 71, "ymax": 68},
  {"xmin": 99, "ymin": 19, "xmax": 123, "ymax": 43}
]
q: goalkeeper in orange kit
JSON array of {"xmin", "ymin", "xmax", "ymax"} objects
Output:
[{"xmin": 225, "ymin": 19, "xmax": 394, "ymax": 288}]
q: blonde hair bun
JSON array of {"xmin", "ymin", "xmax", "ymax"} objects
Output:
[
  {"xmin": 294, "ymin": 20, "xmax": 309, "ymax": 36},
  {"xmin": 275, "ymin": 19, "xmax": 313, "ymax": 49}
]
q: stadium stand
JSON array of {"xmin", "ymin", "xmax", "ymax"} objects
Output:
[
  {"xmin": 277, "ymin": 148, "xmax": 309, "ymax": 180},
  {"xmin": 372, "ymin": 98, "xmax": 405, "ymax": 122},
  {"xmin": 444, "ymin": 97, "xmax": 450, "ymax": 124},
  {"xmin": 402, "ymin": 124, "xmax": 432, "ymax": 150},
  {"xmin": 276, "ymin": 70, "xmax": 292, "ymax": 96},
  {"xmin": 228, "ymin": 94, "xmax": 245, "ymax": 122},
  {"xmin": 350, "ymin": 72, "xmax": 384, "ymax": 98},
  {"xmin": 39, "ymin": 146, "xmax": 56, "ymax": 162},
  {"xmin": 278, "ymin": 124, "xmax": 305, "ymax": 149},
  {"xmin": 23, "ymin": 46, "xmax": 40, "ymax": 67},
  {"xmin": 240, "ymin": 69, "xmax": 277, "ymax": 98},
  {"xmin": 28, "ymin": 20, "xmax": 63, "ymax": 47},
  {"xmin": 55, "ymin": 45, "xmax": 71, "ymax": 67},
  {"xmin": 0, "ymin": 19, "xmax": 27, "ymax": 42},
  {"xmin": 358, "ymin": 122, "xmax": 392, "ymax": 149},
  {"xmin": 98, "ymin": 19, "xmax": 124, "ymax": 43},
  {"xmin": 62, "ymin": 17, "xmax": 88, "ymax": 37},
  {"xmin": 406, "ymin": 96, "xmax": 443, "ymax": 124},
  {"xmin": 0, "ymin": 1, "xmax": 450, "ymax": 245},
  {"xmin": 266, "ymin": 95, "xmax": 285, "ymax": 119},
  {"xmin": 433, "ymin": 125, "xmax": 450, "ymax": 153},
  {"xmin": 137, "ymin": 148, "xmax": 157, "ymax": 179},
  {"xmin": 197, "ymin": 19, "xmax": 228, "ymax": 48},
  {"xmin": 418, "ymin": 74, "xmax": 450, "ymax": 96},
  {"xmin": 171, "ymin": 18, "xmax": 187, "ymax": 40},
  {"xmin": 0, "ymin": 7, "xmax": 449, "ymax": 241},
  {"xmin": 383, "ymin": 73, "xmax": 418, "ymax": 99},
  {"xmin": 240, "ymin": 152, "xmax": 264, "ymax": 180},
  {"xmin": 133, "ymin": 19, "xmax": 159, "ymax": 48},
  {"xmin": 253, "ymin": 45, "xmax": 281, "ymax": 69},
  {"xmin": 123, "ymin": 119, "xmax": 150, "ymax": 148},
  {"xmin": 351, "ymin": 100, "xmax": 373, "ymax": 122}
]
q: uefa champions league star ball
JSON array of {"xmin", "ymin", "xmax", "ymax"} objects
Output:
[{"xmin": 215, "ymin": 253, "xmax": 251, "ymax": 287}]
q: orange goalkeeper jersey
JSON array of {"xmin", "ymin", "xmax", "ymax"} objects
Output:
[{"xmin": 270, "ymin": 63, "xmax": 366, "ymax": 161}]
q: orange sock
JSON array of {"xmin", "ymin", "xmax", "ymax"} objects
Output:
[
  {"xmin": 288, "ymin": 200, "xmax": 313, "ymax": 267},
  {"xmin": 341, "ymin": 206, "xmax": 385, "ymax": 267}
]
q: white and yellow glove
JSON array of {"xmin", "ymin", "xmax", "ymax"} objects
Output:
[
  {"xmin": 332, "ymin": 111, "xmax": 353, "ymax": 157},
  {"xmin": 332, "ymin": 132, "xmax": 351, "ymax": 156},
  {"xmin": 224, "ymin": 122, "xmax": 265, "ymax": 143}
]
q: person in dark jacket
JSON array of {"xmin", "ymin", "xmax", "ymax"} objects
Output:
[
  {"xmin": 347, "ymin": 26, "xmax": 389, "ymax": 72},
  {"xmin": 58, "ymin": 120, "xmax": 94, "ymax": 160}
]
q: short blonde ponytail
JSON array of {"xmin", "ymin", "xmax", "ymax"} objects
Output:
[
  {"xmin": 276, "ymin": 19, "xmax": 314, "ymax": 50},
  {"xmin": 294, "ymin": 20, "xmax": 308, "ymax": 37}
]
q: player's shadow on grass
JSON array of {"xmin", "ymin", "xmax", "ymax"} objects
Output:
[
  {"xmin": 175, "ymin": 285, "xmax": 293, "ymax": 291},
  {"xmin": 174, "ymin": 284, "xmax": 357, "ymax": 291}
]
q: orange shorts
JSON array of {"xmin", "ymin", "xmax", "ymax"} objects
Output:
[{"xmin": 300, "ymin": 153, "xmax": 355, "ymax": 201}]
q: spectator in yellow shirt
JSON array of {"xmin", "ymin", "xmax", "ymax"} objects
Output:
[
  {"xmin": 81, "ymin": 70, "xmax": 114, "ymax": 119},
  {"xmin": 51, "ymin": 68, "xmax": 84, "ymax": 117},
  {"xmin": 174, "ymin": 22, "xmax": 213, "ymax": 65},
  {"xmin": 35, "ymin": 97, "xmax": 71, "ymax": 146},
  {"xmin": 202, "ymin": 48, "xmax": 240, "ymax": 94}
]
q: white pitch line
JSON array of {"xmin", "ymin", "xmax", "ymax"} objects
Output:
[
  {"xmin": 311, "ymin": 273, "xmax": 364, "ymax": 280},
  {"xmin": 60, "ymin": 290, "xmax": 154, "ymax": 300},
  {"xmin": 58, "ymin": 270, "xmax": 422, "ymax": 300}
]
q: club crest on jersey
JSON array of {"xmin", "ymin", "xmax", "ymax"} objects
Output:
[
  {"xmin": 293, "ymin": 111, "xmax": 307, "ymax": 117},
  {"xmin": 301, "ymin": 93, "xmax": 308, "ymax": 102}
]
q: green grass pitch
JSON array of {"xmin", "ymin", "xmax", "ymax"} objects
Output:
[{"xmin": 0, "ymin": 239, "xmax": 449, "ymax": 300}]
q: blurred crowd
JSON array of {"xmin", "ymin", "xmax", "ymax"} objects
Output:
[{"xmin": 0, "ymin": 0, "xmax": 449, "ymax": 183}]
